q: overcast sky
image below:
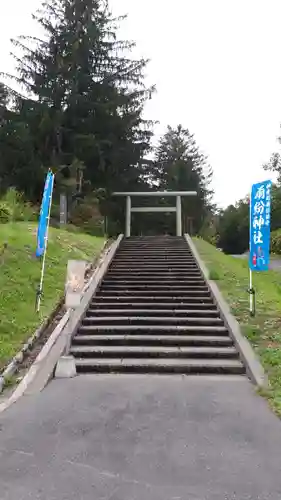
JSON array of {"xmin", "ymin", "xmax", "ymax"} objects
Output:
[{"xmin": 1, "ymin": 0, "xmax": 281, "ymax": 207}]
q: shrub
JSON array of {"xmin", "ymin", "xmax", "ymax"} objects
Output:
[
  {"xmin": 65, "ymin": 224, "xmax": 83, "ymax": 234},
  {"xmin": 0, "ymin": 188, "xmax": 37, "ymax": 223},
  {"xmin": 69, "ymin": 199, "xmax": 105, "ymax": 236},
  {"xmin": 271, "ymin": 229, "xmax": 281, "ymax": 254},
  {"xmin": 209, "ymin": 267, "xmax": 221, "ymax": 280},
  {"xmin": 0, "ymin": 201, "xmax": 12, "ymax": 223}
]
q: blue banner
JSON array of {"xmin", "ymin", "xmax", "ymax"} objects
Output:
[
  {"xmin": 249, "ymin": 180, "xmax": 272, "ymax": 271},
  {"xmin": 36, "ymin": 171, "xmax": 54, "ymax": 258}
]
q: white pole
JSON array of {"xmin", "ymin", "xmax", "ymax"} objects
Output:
[
  {"xmin": 36, "ymin": 174, "xmax": 55, "ymax": 312},
  {"xmin": 176, "ymin": 195, "xmax": 182, "ymax": 236},
  {"xmin": 249, "ymin": 187, "xmax": 254, "ymax": 315},
  {"xmin": 125, "ymin": 195, "xmax": 131, "ymax": 238},
  {"xmin": 249, "ymin": 268, "xmax": 253, "ymax": 315}
]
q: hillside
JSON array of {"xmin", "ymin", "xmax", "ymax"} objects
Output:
[
  {"xmin": 194, "ymin": 237, "xmax": 281, "ymax": 415},
  {"xmin": 0, "ymin": 223, "xmax": 105, "ymax": 370}
]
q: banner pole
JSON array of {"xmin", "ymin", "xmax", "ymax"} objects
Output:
[
  {"xmin": 36, "ymin": 173, "xmax": 55, "ymax": 313},
  {"xmin": 249, "ymin": 186, "xmax": 255, "ymax": 317},
  {"xmin": 249, "ymin": 268, "xmax": 253, "ymax": 314}
]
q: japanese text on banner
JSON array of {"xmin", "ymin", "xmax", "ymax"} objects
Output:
[{"xmin": 249, "ymin": 180, "xmax": 272, "ymax": 272}]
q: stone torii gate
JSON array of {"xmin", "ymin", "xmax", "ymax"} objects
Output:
[{"xmin": 113, "ymin": 191, "xmax": 197, "ymax": 237}]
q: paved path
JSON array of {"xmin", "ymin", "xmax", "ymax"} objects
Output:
[
  {"xmin": 1, "ymin": 375, "xmax": 281, "ymax": 499},
  {"xmin": 232, "ymin": 253, "xmax": 281, "ymax": 271},
  {"xmin": 268, "ymin": 259, "xmax": 281, "ymax": 271}
]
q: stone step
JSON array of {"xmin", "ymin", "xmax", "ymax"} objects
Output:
[
  {"xmin": 118, "ymin": 246, "xmax": 191, "ymax": 250},
  {"xmin": 102, "ymin": 280, "xmax": 206, "ymax": 286},
  {"xmin": 117, "ymin": 247, "xmax": 193, "ymax": 250},
  {"xmin": 82, "ymin": 316, "xmax": 224, "ymax": 326},
  {"xmin": 92, "ymin": 296, "xmax": 214, "ymax": 304},
  {"xmin": 118, "ymin": 245, "xmax": 192, "ymax": 248},
  {"xmin": 114, "ymin": 261, "xmax": 196, "ymax": 265},
  {"xmin": 96, "ymin": 290, "xmax": 211, "ymax": 297},
  {"xmin": 100, "ymin": 284, "xmax": 209, "ymax": 291},
  {"xmin": 90, "ymin": 301, "xmax": 217, "ymax": 309},
  {"xmin": 120, "ymin": 249, "xmax": 190, "ymax": 252},
  {"xmin": 110, "ymin": 268, "xmax": 200, "ymax": 273},
  {"xmin": 111, "ymin": 271, "xmax": 200, "ymax": 274},
  {"xmin": 117, "ymin": 249, "xmax": 192, "ymax": 252},
  {"xmin": 78, "ymin": 324, "xmax": 229, "ymax": 334},
  {"xmin": 109, "ymin": 266, "xmax": 200, "ymax": 271},
  {"xmin": 116, "ymin": 255, "xmax": 194, "ymax": 258},
  {"xmin": 86, "ymin": 308, "xmax": 220, "ymax": 317},
  {"xmin": 107, "ymin": 271, "xmax": 201, "ymax": 276},
  {"xmin": 70, "ymin": 345, "xmax": 238, "ymax": 359},
  {"xmin": 119, "ymin": 250, "xmax": 191, "ymax": 253},
  {"xmin": 119, "ymin": 243, "xmax": 190, "ymax": 246},
  {"xmin": 102, "ymin": 282, "xmax": 205, "ymax": 288},
  {"xmin": 74, "ymin": 357, "xmax": 245, "ymax": 375},
  {"xmin": 114, "ymin": 257, "xmax": 196, "ymax": 262},
  {"xmin": 109, "ymin": 269, "xmax": 200, "ymax": 274},
  {"xmin": 105, "ymin": 273, "xmax": 203, "ymax": 279},
  {"xmin": 121, "ymin": 236, "xmax": 183, "ymax": 239},
  {"xmin": 116, "ymin": 252, "xmax": 193, "ymax": 257},
  {"xmin": 72, "ymin": 334, "xmax": 234, "ymax": 347},
  {"xmin": 113, "ymin": 257, "xmax": 196, "ymax": 261},
  {"xmin": 118, "ymin": 246, "xmax": 191, "ymax": 249},
  {"xmin": 71, "ymin": 235, "xmax": 245, "ymax": 377},
  {"xmin": 110, "ymin": 264, "xmax": 199, "ymax": 269},
  {"xmin": 106, "ymin": 275, "xmax": 203, "ymax": 280}
]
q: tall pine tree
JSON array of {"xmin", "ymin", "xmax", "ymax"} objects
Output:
[
  {"xmin": 5, "ymin": 0, "xmax": 154, "ymax": 212},
  {"xmin": 152, "ymin": 125, "xmax": 213, "ymax": 234}
]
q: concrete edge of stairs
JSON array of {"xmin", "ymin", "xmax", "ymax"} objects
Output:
[
  {"xmin": 0, "ymin": 234, "xmax": 125, "ymax": 413},
  {"xmin": 185, "ymin": 234, "xmax": 268, "ymax": 389}
]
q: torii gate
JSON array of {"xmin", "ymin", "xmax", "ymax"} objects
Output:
[{"xmin": 113, "ymin": 191, "xmax": 197, "ymax": 237}]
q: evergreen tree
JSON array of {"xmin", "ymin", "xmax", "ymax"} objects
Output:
[
  {"xmin": 216, "ymin": 184, "xmax": 281, "ymax": 254},
  {"xmin": 0, "ymin": 82, "xmax": 43, "ymax": 197},
  {"xmin": 263, "ymin": 152, "xmax": 281, "ymax": 183},
  {"xmin": 151, "ymin": 125, "xmax": 213, "ymax": 234},
  {"xmin": 0, "ymin": 83, "xmax": 9, "ymax": 121},
  {"xmin": 5, "ymin": 0, "xmax": 154, "ymax": 214},
  {"xmin": 263, "ymin": 121, "xmax": 281, "ymax": 184},
  {"xmin": 217, "ymin": 199, "xmax": 249, "ymax": 254}
]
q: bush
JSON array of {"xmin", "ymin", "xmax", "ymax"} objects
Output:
[
  {"xmin": 271, "ymin": 229, "xmax": 281, "ymax": 254},
  {"xmin": 217, "ymin": 201, "xmax": 249, "ymax": 254},
  {"xmin": 0, "ymin": 188, "xmax": 38, "ymax": 223},
  {"xmin": 65, "ymin": 224, "xmax": 83, "ymax": 234},
  {"xmin": 0, "ymin": 201, "xmax": 12, "ymax": 223},
  {"xmin": 69, "ymin": 199, "xmax": 105, "ymax": 236},
  {"xmin": 206, "ymin": 234, "xmax": 219, "ymax": 246},
  {"xmin": 209, "ymin": 267, "xmax": 221, "ymax": 280}
]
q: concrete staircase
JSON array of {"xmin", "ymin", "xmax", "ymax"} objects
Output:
[{"xmin": 70, "ymin": 236, "xmax": 246, "ymax": 375}]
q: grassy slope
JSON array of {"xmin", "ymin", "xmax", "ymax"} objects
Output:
[
  {"xmin": 194, "ymin": 238, "xmax": 281, "ymax": 415},
  {"xmin": 0, "ymin": 223, "xmax": 105, "ymax": 370}
]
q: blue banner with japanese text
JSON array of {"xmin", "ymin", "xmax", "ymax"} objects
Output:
[
  {"xmin": 36, "ymin": 171, "xmax": 54, "ymax": 258},
  {"xmin": 249, "ymin": 180, "xmax": 272, "ymax": 271}
]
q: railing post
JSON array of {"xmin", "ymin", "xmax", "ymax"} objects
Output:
[
  {"xmin": 176, "ymin": 195, "xmax": 182, "ymax": 236},
  {"xmin": 126, "ymin": 195, "xmax": 131, "ymax": 237}
]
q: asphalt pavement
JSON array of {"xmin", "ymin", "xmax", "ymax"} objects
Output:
[
  {"xmin": 232, "ymin": 253, "xmax": 281, "ymax": 271},
  {"xmin": 0, "ymin": 375, "xmax": 281, "ymax": 499}
]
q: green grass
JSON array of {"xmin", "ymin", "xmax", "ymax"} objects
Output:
[
  {"xmin": 194, "ymin": 237, "xmax": 281, "ymax": 416},
  {"xmin": 0, "ymin": 222, "xmax": 105, "ymax": 371}
]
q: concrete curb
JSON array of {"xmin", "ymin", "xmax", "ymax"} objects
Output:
[
  {"xmin": 0, "ymin": 300, "xmax": 64, "ymax": 391},
  {"xmin": 185, "ymin": 234, "xmax": 268, "ymax": 388},
  {"xmin": 0, "ymin": 311, "xmax": 71, "ymax": 413},
  {"xmin": 0, "ymin": 235, "xmax": 124, "ymax": 413}
]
